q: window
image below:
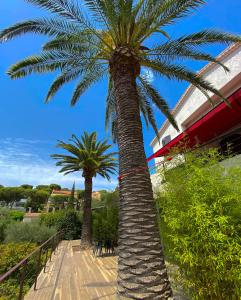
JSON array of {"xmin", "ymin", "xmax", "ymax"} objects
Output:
[{"xmin": 162, "ymin": 135, "xmax": 171, "ymax": 146}]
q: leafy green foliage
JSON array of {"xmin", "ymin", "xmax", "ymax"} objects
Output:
[
  {"xmin": 4, "ymin": 221, "xmax": 56, "ymax": 244},
  {"xmin": 0, "ymin": 187, "xmax": 28, "ymax": 206},
  {"xmin": 40, "ymin": 210, "xmax": 82, "ymax": 240},
  {"xmin": 26, "ymin": 189, "xmax": 50, "ymax": 212},
  {"xmin": 52, "ymin": 131, "xmax": 117, "ymax": 179},
  {"xmin": 0, "ymin": 242, "xmax": 37, "ymax": 300},
  {"xmin": 49, "ymin": 183, "xmax": 61, "ymax": 190},
  {"xmin": 35, "ymin": 185, "xmax": 51, "ymax": 191},
  {"xmin": 157, "ymin": 149, "xmax": 241, "ymax": 299},
  {"xmin": 8, "ymin": 210, "xmax": 24, "ymax": 221},
  {"xmin": 0, "ymin": 208, "xmax": 24, "ymax": 242},
  {"xmin": 49, "ymin": 195, "xmax": 69, "ymax": 208},
  {"xmin": 20, "ymin": 184, "xmax": 33, "ymax": 189},
  {"xmin": 66, "ymin": 182, "xmax": 75, "ymax": 209},
  {"xmin": 92, "ymin": 190, "xmax": 119, "ymax": 244}
]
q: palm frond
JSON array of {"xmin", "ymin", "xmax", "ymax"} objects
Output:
[
  {"xmin": 141, "ymin": 58, "xmax": 228, "ymax": 104},
  {"xmin": 71, "ymin": 65, "xmax": 106, "ymax": 106},
  {"xmin": 137, "ymin": 84, "xmax": 160, "ymax": 138},
  {"xmin": 0, "ymin": 18, "xmax": 81, "ymax": 42},
  {"xmin": 136, "ymin": 0, "xmax": 205, "ymax": 43},
  {"xmin": 52, "ymin": 131, "xmax": 117, "ymax": 178},
  {"xmin": 138, "ymin": 76, "xmax": 178, "ymax": 131},
  {"xmin": 25, "ymin": 0, "xmax": 85, "ymax": 24},
  {"xmin": 45, "ymin": 67, "xmax": 83, "ymax": 103},
  {"xmin": 148, "ymin": 42, "xmax": 229, "ymax": 71},
  {"xmin": 176, "ymin": 30, "xmax": 241, "ymax": 46},
  {"xmin": 7, "ymin": 51, "xmax": 80, "ymax": 79}
]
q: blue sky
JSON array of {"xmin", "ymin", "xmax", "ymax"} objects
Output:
[{"xmin": 0, "ymin": 0, "xmax": 241, "ymax": 189}]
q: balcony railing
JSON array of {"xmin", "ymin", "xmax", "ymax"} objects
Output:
[{"xmin": 0, "ymin": 231, "xmax": 63, "ymax": 300}]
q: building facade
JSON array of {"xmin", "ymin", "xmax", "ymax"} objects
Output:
[{"xmin": 149, "ymin": 43, "xmax": 241, "ymax": 190}]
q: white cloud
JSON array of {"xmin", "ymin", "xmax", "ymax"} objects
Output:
[
  {"xmin": 142, "ymin": 68, "xmax": 154, "ymax": 84},
  {"xmin": 0, "ymin": 138, "xmax": 118, "ymax": 190}
]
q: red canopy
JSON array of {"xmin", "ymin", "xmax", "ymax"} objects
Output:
[{"xmin": 147, "ymin": 88, "xmax": 241, "ymax": 161}]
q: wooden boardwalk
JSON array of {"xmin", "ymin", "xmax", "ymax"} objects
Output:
[{"xmin": 25, "ymin": 240, "xmax": 117, "ymax": 300}]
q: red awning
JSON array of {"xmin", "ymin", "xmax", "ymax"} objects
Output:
[{"xmin": 147, "ymin": 87, "xmax": 241, "ymax": 161}]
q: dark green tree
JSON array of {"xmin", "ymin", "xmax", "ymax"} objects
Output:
[
  {"xmin": 20, "ymin": 184, "xmax": 33, "ymax": 189},
  {"xmin": 0, "ymin": 187, "xmax": 25, "ymax": 207},
  {"xmin": 1, "ymin": 1, "xmax": 240, "ymax": 297},
  {"xmin": 52, "ymin": 132, "xmax": 117, "ymax": 249},
  {"xmin": 50, "ymin": 195, "xmax": 68, "ymax": 209},
  {"xmin": 27, "ymin": 189, "xmax": 50, "ymax": 212},
  {"xmin": 35, "ymin": 185, "xmax": 51, "ymax": 192},
  {"xmin": 49, "ymin": 183, "xmax": 61, "ymax": 191},
  {"xmin": 67, "ymin": 182, "xmax": 75, "ymax": 209}
]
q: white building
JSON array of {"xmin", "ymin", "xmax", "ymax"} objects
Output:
[{"xmin": 148, "ymin": 43, "xmax": 241, "ymax": 190}]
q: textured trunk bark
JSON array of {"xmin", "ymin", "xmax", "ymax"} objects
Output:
[
  {"xmin": 112, "ymin": 60, "xmax": 173, "ymax": 299},
  {"xmin": 81, "ymin": 176, "xmax": 92, "ymax": 249}
]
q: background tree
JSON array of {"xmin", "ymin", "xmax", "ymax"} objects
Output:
[
  {"xmin": 1, "ymin": 0, "xmax": 240, "ymax": 298},
  {"xmin": 35, "ymin": 185, "xmax": 51, "ymax": 192},
  {"xmin": 0, "ymin": 187, "xmax": 25, "ymax": 207},
  {"xmin": 49, "ymin": 183, "xmax": 61, "ymax": 191},
  {"xmin": 67, "ymin": 182, "xmax": 75, "ymax": 209},
  {"xmin": 20, "ymin": 184, "xmax": 33, "ymax": 190},
  {"xmin": 52, "ymin": 132, "xmax": 117, "ymax": 249},
  {"xmin": 93, "ymin": 190, "xmax": 119, "ymax": 248},
  {"xmin": 49, "ymin": 194, "xmax": 68, "ymax": 210},
  {"xmin": 26, "ymin": 189, "xmax": 50, "ymax": 212}
]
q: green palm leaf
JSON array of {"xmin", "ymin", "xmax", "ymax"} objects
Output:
[
  {"xmin": 52, "ymin": 131, "xmax": 117, "ymax": 179},
  {"xmin": 1, "ymin": 0, "xmax": 241, "ymax": 134}
]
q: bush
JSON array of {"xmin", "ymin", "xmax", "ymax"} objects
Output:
[
  {"xmin": 0, "ymin": 242, "xmax": 37, "ymax": 300},
  {"xmin": 40, "ymin": 210, "xmax": 82, "ymax": 240},
  {"xmin": 0, "ymin": 208, "xmax": 24, "ymax": 242},
  {"xmin": 4, "ymin": 222, "xmax": 56, "ymax": 244},
  {"xmin": 157, "ymin": 149, "xmax": 241, "ymax": 299},
  {"xmin": 8, "ymin": 210, "xmax": 24, "ymax": 221},
  {"xmin": 92, "ymin": 191, "xmax": 119, "ymax": 244}
]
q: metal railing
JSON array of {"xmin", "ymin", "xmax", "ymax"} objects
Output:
[{"xmin": 0, "ymin": 231, "xmax": 63, "ymax": 300}]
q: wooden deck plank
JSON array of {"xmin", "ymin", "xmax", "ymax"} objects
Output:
[{"xmin": 25, "ymin": 240, "xmax": 117, "ymax": 300}]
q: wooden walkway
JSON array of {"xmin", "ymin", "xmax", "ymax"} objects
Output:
[{"xmin": 25, "ymin": 240, "xmax": 117, "ymax": 300}]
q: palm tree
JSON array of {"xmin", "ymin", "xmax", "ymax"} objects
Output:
[
  {"xmin": 51, "ymin": 132, "xmax": 117, "ymax": 249},
  {"xmin": 1, "ymin": 1, "xmax": 240, "ymax": 298}
]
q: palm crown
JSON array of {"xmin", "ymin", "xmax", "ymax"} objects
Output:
[
  {"xmin": 1, "ymin": 0, "xmax": 240, "ymax": 138},
  {"xmin": 52, "ymin": 132, "xmax": 117, "ymax": 179}
]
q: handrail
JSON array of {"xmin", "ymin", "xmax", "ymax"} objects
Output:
[
  {"xmin": 0, "ymin": 230, "xmax": 63, "ymax": 300},
  {"xmin": 0, "ymin": 232, "xmax": 60, "ymax": 282}
]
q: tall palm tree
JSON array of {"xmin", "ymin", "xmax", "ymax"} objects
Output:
[
  {"xmin": 1, "ymin": 1, "xmax": 240, "ymax": 298},
  {"xmin": 52, "ymin": 132, "xmax": 117, "ymax": 249}
]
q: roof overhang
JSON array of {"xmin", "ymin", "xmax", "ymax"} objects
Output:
[
  {"xmin": 150, "ymin": 43, "xmax": 241, "ymax": 147},
  {"xmin": 147, "ymin": 87, "xmax": 241, "ymax": 161}
]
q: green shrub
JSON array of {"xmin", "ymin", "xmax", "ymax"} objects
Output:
[
  {"xmin": 92, "ymin": 191, "xmax": 119, "ymax": 244},
  {"xmin": 4, "ymin": 222, "xmax": 56, "ymax": 244},
  {"xmin": 157, "ymin": 149, "xmax": 241, "ymax": 299},
  {"xmin": 8, "ymin": 210, "xmax": 24, "ymax": 221},
  {"xmin": 40, "ymin": 210, "xmax": 82, "ymax": 240},
  {"xmin": 0, "ymin": 208, "xmax": 23, "ymax": 242},
  {"xmin": 0, "ymin": 242, "xmax": 37, "ymax": 300}
]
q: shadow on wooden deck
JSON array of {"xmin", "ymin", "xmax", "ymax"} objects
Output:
[{"xmin": 25, "ymin": 240, "xmax": 117, "ymax": 300}]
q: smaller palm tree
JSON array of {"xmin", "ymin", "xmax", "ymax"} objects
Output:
[{"xmin": 52, "ymin": 132, "xmax": 117, "ymax": 249}]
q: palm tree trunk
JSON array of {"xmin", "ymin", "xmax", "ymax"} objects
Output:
[
  {"xmin": 81, "ymin": 176, "xmax": 92, "ymax": 249},
  {"xmin": 111, "ymin": 56, "xmax": 173, "ymax": 299}
]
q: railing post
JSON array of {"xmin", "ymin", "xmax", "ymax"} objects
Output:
[
  {"xmin": 56, "ymin": 233, "xmax": 59, "ymax": 251},
  {"xmin": 18, "ymin": 259, "xmax": 28, "ymax": 300},
  {"xmin": 0, "ymin": 231, "xmax": 62, "ymax": 299},
  {"xmin": 53, "ymin": 234, "xmax": 57, "ymax": 255},
  {"xmin": 43, "ymin": 248, "xmax": 49, "ymax": 273},
  {"xmin": 34, "ymin": 247, "xmax": 42, "ymax": 290},
  {"xmin": 50, "ymin": 236, "xmax": 55, "ymax": 262}
]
